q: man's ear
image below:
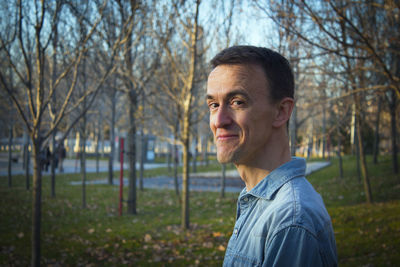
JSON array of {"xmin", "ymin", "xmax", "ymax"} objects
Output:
[{"xmin": 272, "ymin": 97, "xmax": 295, "ymax": 128}]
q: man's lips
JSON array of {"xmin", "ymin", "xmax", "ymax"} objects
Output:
[{"xmin": 216, "ymin": 134, "xmax": 239, "ymax": 141}]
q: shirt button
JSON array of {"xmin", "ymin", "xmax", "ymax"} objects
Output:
[{"xmin": 234, "ymin": 228, "xmax": 238, "ymax": 235}]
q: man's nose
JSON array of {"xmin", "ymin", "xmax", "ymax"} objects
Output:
[{"xmin": 213, "ymin": 105, "xmax": 232, "ymax": 128}]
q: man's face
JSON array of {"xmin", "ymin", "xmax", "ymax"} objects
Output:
[{"xmin": 206, "ymin": 64, "xmax": 278, "ymax": 165}]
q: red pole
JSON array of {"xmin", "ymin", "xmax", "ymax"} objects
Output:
[{"xmin": 119, "ymin": 138, "xmax": 124, "ymax": 216}]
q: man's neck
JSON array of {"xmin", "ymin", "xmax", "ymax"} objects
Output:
[{"xmin": 235, "ymin": 140, "xmax": 292, "ymax": 192}]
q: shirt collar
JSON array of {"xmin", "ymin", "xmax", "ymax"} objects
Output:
[{"xmin": 240, "ymin": 157, "xmax": 306, "ymax": 200}]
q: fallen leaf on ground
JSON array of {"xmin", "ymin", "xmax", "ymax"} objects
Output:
[
  {"xmin": 144, "ymin": 234, "xmax": 152, "ymax": 242},
  {"xmin": 212, "ymin": 232, "xmax": 223, "ymax": 237}
]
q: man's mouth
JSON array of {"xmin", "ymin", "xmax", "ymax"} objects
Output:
[{"xmin": 216, "ymin": 134, "xmax": 239, "ymax": 141}]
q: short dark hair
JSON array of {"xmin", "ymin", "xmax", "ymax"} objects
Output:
[{"xmin": 210, "ymin": 45, "xmax": 294, "ymax": 101}]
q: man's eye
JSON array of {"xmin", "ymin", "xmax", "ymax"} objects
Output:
[
  {"xmin": 208, "ymin": 103, "xmax": 218, "ymax": 110},
  {"xmin": 232, "ymin": 100, "xmax": 244, "ymax": 106}
]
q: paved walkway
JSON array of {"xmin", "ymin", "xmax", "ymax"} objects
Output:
[
  {"xmin": 1, "ymin": 155, "xmax": 330, "ymax": 193},
  {"xmin": 70, "ymin": 161, "xmax": 331, "ymax": 193},
  {"xmin": 0, "ymin": 156, "xmax": 164, "ymax": 176}
]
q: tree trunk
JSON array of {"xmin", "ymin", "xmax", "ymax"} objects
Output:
[
  {"xmin": 108, "ymin": 91, "xmax": 116, "ymax": 185},
  {"xmin": 192, "ymin": 135, "xmax": 198, "ymax": 173},
  {"xmin": 125, "ymin": 0, "xmax": 139, "ymax": 214},
  {"xmin": 322, "ymin": 106, "xmax": 326, "ymax": 160},
  {"xmin": 23, "ymin": 133, "xmax": 27, "ymax": 170},
  {"xmin": 167, "ymin": 143, "xmax": 172, "ymax": 172},
  {"xmin": 173, "ymin": 126, "xmax": 180, "ymax": 197},
  {"xmin": 25, "ymin": 141, "xmax": 30, "ymax": 190},
  {"xmin": 95, "ymin": 122, "xmax": 100, "ymax": 174},
  {"xmin": 23, "ymin": 130, "xmax": 30, "ymax": 190},
  {"xmin": 373, "ymin": 95, "xmax": 382, "ymax": 164},
  {"xmin": 182, "ymin": 0, "xmax": 200, "ymax": 229},
  {"xmin": 354, "ymin": 121, "xmax": 361, "ymax": 183},
  {"xmin": 355, "ymin": 96, "xmax": 373, "ymax": 203},
  {"xmin": 220, "ymin": 164, "xmax": 226, "ymax": 198},
  {"xmin": 100, "ymin": 106, "xmax": 105, "ymax": 158},
  {"xmin": 337, "ymin": 147, "xmax": 343, "ymax": 179},
  {"xmin": 31, "ymin": 138, "xmax": 42, "ymax": 267},
  {"xmin": 336, "ymin": 112, "xmax": 343, "ymax": 179},
  {"xmin": 173, "ymin": 143, "xmax": 180, "ymax": 197},
  {"xmin": 351, "ymin": 103, "xmax": 356, "ymax": 155},
  {"xmin": 96, "ymin": 110, "xmax": 102, "ymax": 174},
  {"xmin": 139, "ymin": 93, "xmax": 145, "ymax": 190},
  {"xmin": 139, "ymin": 122, "xmax": 144, "ymax": 191},
  {"xmin": 50, "ymin": 131, "xmax": 56, "ymax": 198},
  {"xmin": 127, "ymin": 91, "xmax": 137, "ymax": 215},
  {"xmin": 7, "ymin": 125, "xmax": 12, "ymax": 187},
  {"xmin": 313, "ymin": 135, "xmax": 318, "ymax": 158},
  {"xmin": 181, "ymin": 127, "xmax": 190, "ymax": 229},
  {"xmin": 50, "ymin": 26, "xmax": 58, "ymax": 198},
  {"xmin": 81, "ymin": 114, "xmax": 87, "ymax": 209},
  {"xmin": 204, "ymin": 136, "xmax": 209, "ymax": 166},
  {"xmin": 389, "ymin": 90, "xmax": 398, "ymax": 174}
]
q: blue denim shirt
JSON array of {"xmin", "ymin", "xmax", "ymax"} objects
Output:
[{"xmin": 223, "ymin": 158, "xmax": 337, "ymax": 267}]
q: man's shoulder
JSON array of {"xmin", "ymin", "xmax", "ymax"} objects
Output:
[{"xmin": 261, "ymin": 177, "xmax": 331, "ymax": 236}]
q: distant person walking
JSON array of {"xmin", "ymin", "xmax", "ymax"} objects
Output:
[{"xmin": 41, "ymin": 146, "xmax": 51, "ymax": 172}]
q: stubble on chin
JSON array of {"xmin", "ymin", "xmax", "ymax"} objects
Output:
[
  {"xmin": 217, "ymin": 147, "xmax": 239, "ymax": 164},
  {"xmin": 217, "ymin": 153, "xmax": 231, "ymax": 164},
  {"xmin": 215, "ymin": 137, "xmax": 242, "ymax": 164}
]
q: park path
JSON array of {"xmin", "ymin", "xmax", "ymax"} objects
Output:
[
  {"xmin": 70, "ymin": 161, "xmax": 331, "ymax": 193},
  {"xmin": 0, "ymin": 156, "xmax": 164, "ymax": 176},
  {"xmin": 0, "ymin": 154, "xmax": 330, "ymax": 192}
]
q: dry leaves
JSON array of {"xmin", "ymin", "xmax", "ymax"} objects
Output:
[
  {"xmin": 218, "ymin": 245, "xmax": 226, "ymax": 251},
  {"xmin": 144, "ymin": 234, "xmax": 152, "ymax": 242}
]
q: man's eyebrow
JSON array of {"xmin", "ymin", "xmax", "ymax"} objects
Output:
[
  {"xmin": 206, "ymin": 89, "xmax": 250, "ymax": 101},
  {"xmin": 206, "ymin": 94, "xmax": 214, "ymax": 100},
  {"xmin": 226, "ymin": 89, "xmax": 250, "ymax": 100}
]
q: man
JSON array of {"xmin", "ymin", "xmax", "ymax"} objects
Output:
[{"xmin": 206, "ymin": 46, "xmax": 337, "ymax": 266}]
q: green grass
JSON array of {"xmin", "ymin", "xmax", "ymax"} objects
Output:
[
  {"xmin": 0, "ymin": 155, "xmax": 399, "ymax": 266},
  {"xmin": 140, "ymin": 161, "xmax": 235, "ymax": 178},
  {"xmin": 153, "ymin": 155, "xmax": 218, "ymax": 164},
  {"xmin": 64, "ymin": 160, "xmax": 232, "ymax": 180},
  {"xmin": 307, "ymin": 155, "xmax": 400, "ymax": 266}
]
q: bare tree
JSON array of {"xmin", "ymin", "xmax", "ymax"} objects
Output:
[
  {"xmin": 254, "ymin": 0, "xmax": 400, "ymax": 201},
  {"xmin": 106, "ymin": 78, "xmax": 118, "ymax": 185},
  {"xmin": 112, "ymin": 0, "xmax": 160, "ymax": 215},
  {"xmin": 151, "ymin": 0, "xmax": 203, "ymax": 229},
  {"xmin": 0, "ymin": 1, "xmax": 121, "ymax": 265},
  {"xmin": 148, "ymin": 70, "xmax": 183, "ymax": 197},
  {"xmin": 254, "ymin": 0, "xmax": 322, "ymax": 158},
  {"xmin": 300, "ymin": 1, "xmax": 397, "ymax": 173},
  {"xmin": 7, "ymin": 103, "xmax": 14, "ymax": 187},
  {"xmin": 373, "ymin": 94, "xmax": 383, "ymax": 164},
  {"xmin": 98, "ymin": 1, "xmax": 123, "ymax": 185}
]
